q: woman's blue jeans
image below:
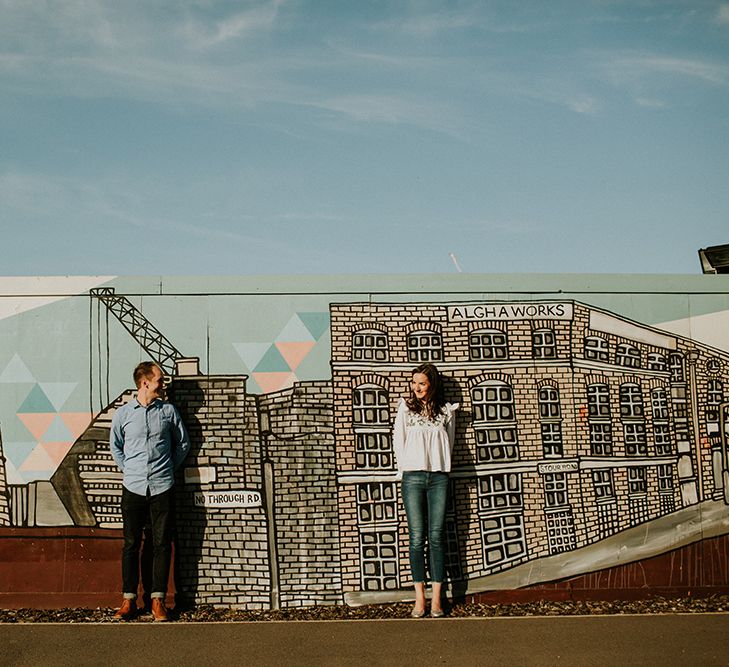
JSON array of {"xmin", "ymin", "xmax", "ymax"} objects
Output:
[{"xmin": 401, "ymin": 471, "xmax": 449, "ymax": 584}]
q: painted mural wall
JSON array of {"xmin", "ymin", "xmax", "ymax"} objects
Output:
[{"xmin": 1, "ymin": 274, "xmax": 729, "ymax": 608}]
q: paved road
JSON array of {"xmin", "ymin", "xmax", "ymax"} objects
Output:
[{"xmin": 2, "ymin": 614, "xmax": 728, "ymax": 667}]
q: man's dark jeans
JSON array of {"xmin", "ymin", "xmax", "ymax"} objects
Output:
[{"xmin": 121, "ymin": 486, "xmax": 174, "ymax": 597}]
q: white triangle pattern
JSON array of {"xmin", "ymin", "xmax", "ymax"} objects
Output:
[{"xmin": 0, "ymin": 354, "xmax": 35, "ymax": 383}]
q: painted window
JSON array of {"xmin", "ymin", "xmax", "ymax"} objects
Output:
[
  {"xmin": 407, "ymin": 331, "xmax": 443, "ymax": 363},
  {"xmin": 620, "ymin": 384, "xmax": 647, "ymax": 456},
  {"xmin": 356, "ymin": 482, "xmax": 397, "ymax": 523},
  {"xmin": 650, "ymin": 388, "xmax": 669, "ymax": 420},
  {"xmin": 359, "ymin": 530, "xmax": 398, "ymax": 591},
  {"xmin": 472, "ymin": 381, "xmax": 519, "ymax": 462},
  {"xmin": 628, "ymin": 466, "xmax": 648, "ymax": 494},
  {"xmin": 540, "ymin": 423, "xmax": 564, "ymax": 458},
  {"xmin": 543, "ymin": 473, "xmax": 569, "ymax": 508},
  {"xmin": 651, "ymin": 388, "xmax": 672, "ymax": 456},
  {"xmin": 545, "ymin": 509, "xmax": 577, "ymax": 554},
  {"xmin": 587, "ymin": 383, "xmax": 613, "ymax": 456},
  {"xmin": 478, "ymin": 473, "xmax": 522, "ymax": 511},
  {"xmin": 539, "ymin": 385, "xmax": 563, "ymax": 457},
  {"xmin": 592, "ymin": 469, "xmax": 615, "ymax": 500},
  {"xmin": 355, "ymin": 433, "xmax": 393, "ymax": 469},
  {"xmin": 587, "ymin": 384, "xmax": 611, "ymax": 418},
  {"xmin": 589, "ymin": 423, "xmax": 613, "ymax": 455},
  {"xmin": 352, "ymin": 329, "xmax": 388, "ymax": 362},
  {"xmin": 473, "ymin": 382, "xmax": 516, "ymax": 421},
  {"xmin": 480, "ymin": 515, "xmax": 527, "ymax": 568},
  {"xmin": 706, "ymin": 379, "xmax": 724, "ymax": 425},
  {"xmin": 619, "ymin": 384, "xmax": 644, "ymax": 418},
  {"xmin": 624, "ymin": 423, "xmax": 648, "ymax": 455},
  {"xmin": 657, "ymin": 464, "xmax": 674, "ymax": 492},
  {"xmin": 469, "ymin": 329, "xmax": 508, "ymax": 361},
  {"xmin": 669, "ymin": 353, "xmax": 685, "ymax": 382},
  {"xmin": 539, "ymin": 386, "xmax": 561, "ymax": 418},
  {"xmin": 584, "ymin": 336, "xmax": 609, "ymax": 362},
  {"xmin": 352, "ymin": 384, "xmax": 392, "ymax": 469},
  {"xmin": 647, "ymin": 352, "xmax": 667, "ymax": 371},
  {"xmin": 532, "ymin": 328, "xmax": 557, "ymax": 360},
  {"xmin": 616, "ymin": 343, "xmax": 641, "ymax": 368},
  {"xmin": 653, "ymin": 424, "xmax": 672, "ymax": 456},
  {"xmin": 353, "ymin": 385, "xmax": 389, "ymax": 426}
]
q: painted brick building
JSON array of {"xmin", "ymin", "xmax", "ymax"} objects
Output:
[
  {"xmin": 49, "ymin": 375, "xmax": 341, "ymax": 609},
  {"xmin": 331, "ymin": 300, "xmax": 729, "ymax": 603}
]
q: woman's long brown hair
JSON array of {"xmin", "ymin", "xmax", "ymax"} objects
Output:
[{"xmin": 406, "ymin": 363, "xmax": 446, "ymax": 419}]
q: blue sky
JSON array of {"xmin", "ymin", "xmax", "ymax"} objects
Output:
[{"xmin": 1, "ymin": 1, "xmax": 728, "ymax": 275}]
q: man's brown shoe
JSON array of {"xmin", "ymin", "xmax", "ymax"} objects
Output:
[
  {"xmin": 113, "ymin": 598, "xmax": 137, "ymax": 621},
  {"xmin": 151, "ymin": 598, "xmax": 169, "ymax": 622}
]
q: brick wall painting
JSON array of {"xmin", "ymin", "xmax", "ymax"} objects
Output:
[{"xmin": 0, "ymin": 275, "xmax": 728, "ymax": 608}]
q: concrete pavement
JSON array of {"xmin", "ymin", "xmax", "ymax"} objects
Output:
[{"xmin": 2, "ymin": 614, "xmax": 728, "ymax": 666}]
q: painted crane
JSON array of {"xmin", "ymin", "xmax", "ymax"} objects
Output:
[{"xmin": 89, "ymin": 287, "xmax": 197, "ymax": 376}]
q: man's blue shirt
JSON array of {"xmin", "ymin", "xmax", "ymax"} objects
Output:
[{"xmin": 110, "ymin": 397, "xmax": 190, "ymax": 496}]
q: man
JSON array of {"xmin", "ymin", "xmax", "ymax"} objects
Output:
[{"xmin": 110, "ymin": 361, "xmax": 190, "ymax": 621}]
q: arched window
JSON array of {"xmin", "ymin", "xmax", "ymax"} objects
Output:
[
  {"xmin": 532, "ymin": 329, "xmax": 557, "ymax": 360},
  {"xmin": 587, "ymin": 384, "xmax": 611, "ymax": 418},
  {"xmin": 647, "ymin": 352, "xmax": 667, "ymax": 372},
  {"xmin": 650, "ymin": 388, "xmax": 669, "ymax": 420},
  {"xmin": 407, "ymin": 330, "xmax": 443, "ymax": 363},
  {"xmin": 669, "ymin": 353, "xmax": 685, "ymax": 382},
  {"xmin": 584, "ymin": 336, "xmax": 609, "ymax": 363},
  {"xmin": 352, "ymin": 329, "xmax": 388, "ymax": 362},
  {"xmin": 619, "ymin": 384, "xmax": 644, "ymax": 418},
  {"xmin": 587, "ymin": 383, "xmax": 612, "ymax": 456},
  {"xmin": 470, "ymin": 329, "xmax": 508, "ymax": 361},
  {"xmin": 471, "ymin": 381, "xmax": 518, "ymax": 462},
  {"xmin": 539, "ymin": 386, "xmax": 561, "ymax": 418},
  {"xmin": 616, "ymin": 343, "xmax": 641, "ymax": 369},
  {"xmin": 620, "ymin": 383, "xmax": 647, "ymax": 456}
]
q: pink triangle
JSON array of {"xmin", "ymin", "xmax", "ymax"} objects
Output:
[
  {"xmin": 60, "ymin": 412, "xmax": 93, "ymax": 439},
  {"xmin": 253, "ymin": 372, "xmax": 297, "ymax": 394},
  {"xmin": 274, "ymin": 341, "xmax": 316, "ymax": 371},
  {"xmin": 19, "ymin": 443, "xmax": 56, "ymax": 472},
  {"xmin": 17, "ymin": 413, "xmax": 57, "ymax": 441},
  {"xmin": 39, "ymin": 441, "xmax": 75, "ymax": 466}
]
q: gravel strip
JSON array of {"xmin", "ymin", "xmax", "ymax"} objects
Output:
[{"xmin": 1, "ymin": 595, "xmax": 727, "ymax": 623}]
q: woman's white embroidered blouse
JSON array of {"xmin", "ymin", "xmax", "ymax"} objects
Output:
[{"xmin": 393, "ymin": 398, "xmax": 459, "ymax": 473}]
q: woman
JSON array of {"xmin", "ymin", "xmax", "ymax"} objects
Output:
[{"xmin": 393, "ymin": 363, "xmax": 458, "ymax": 618}]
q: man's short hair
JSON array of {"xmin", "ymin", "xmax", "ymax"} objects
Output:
[{"xmin": 133, "ymin": 361, "xmax": 159, "ymax": 388}]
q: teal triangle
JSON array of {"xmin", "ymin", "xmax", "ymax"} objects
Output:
[
  {"xmin": 18, "ymin": 384, "xmax": 56, "ymax": 413},
  {"xmin": 254, "ymin": 345, "xmax": 291, "ymax": 372},
  {"xmin": 0, "ymin": 354, "xmax": 35, "ymax": 383},
  {"xmin": 298, "ymin": 312, "xmax": 330, "ymax": 341},
  {"xmin": 39, "ymin": 382, "xmax": 78, "ymax": 411},
  {"xmin": 42, "ymin": 415, "xmax": 74, "ymax": 441},
  {"xmin": 4, "ymin": 441, "xmax": 37, "ymax": 469}
]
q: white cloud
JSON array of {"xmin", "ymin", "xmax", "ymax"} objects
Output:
[
  {"xmin": 386, "ymin": 11, "xmax": 476, "ymax": 36},
  {"xmin": 506, "ymin": 77, "xmax": 601, "ymax": 115},
  {"xmin": 178, "ymin": 0, "xmax": 286, "ymax": 49},
  {"xmin": 603, "ymin": 52, "xmax": 729, "ymax": 87},
  {"xmin": 635, "ymin": 96, "xmax": 666, "ymax": 108},
  {"xmin": 310, "ymin": 93, "xmax": 466, "ymax": 136}
]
